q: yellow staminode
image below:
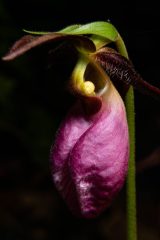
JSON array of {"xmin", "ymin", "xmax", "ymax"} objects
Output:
[
  {"xmin": 71, "ymin": 54, "xmax": 96, "ymax": 96},
  {"xmin": 82, "ymin": 81, "xmax": 95, "ymax": 95}
]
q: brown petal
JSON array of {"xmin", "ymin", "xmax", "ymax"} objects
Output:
[
  {"xmin": 2, "ymin": 33, "xmax": 96, "ymax": 61},
  {"xmin": 94, "ymin": 47, "xmax": 160, "ymax": 100}
]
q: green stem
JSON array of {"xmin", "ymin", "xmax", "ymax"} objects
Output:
[
  {"xmin": 125, "ymin": 87, "xmax": 136, "ymax": 240},
  {"xmin": 116, "ymin": 35, "xmax": 137, "ymax": 240}
]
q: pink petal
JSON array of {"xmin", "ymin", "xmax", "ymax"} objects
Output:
[{"xmin": 50, "ymin": 84, "xmax": 129, "ymax": 218}]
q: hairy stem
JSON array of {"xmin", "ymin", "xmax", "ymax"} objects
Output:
[{"xmin": 116, "ymin": 34, "xmax": 137, "ymax": 240}]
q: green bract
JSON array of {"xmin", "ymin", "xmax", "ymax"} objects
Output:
[
  {"xmin": 59, "ymin": 21, "xmax": 118, "ymax": 41},
  {"xmin": 23, "ymin": 21, "xmax": 118, "ymax": 43}
]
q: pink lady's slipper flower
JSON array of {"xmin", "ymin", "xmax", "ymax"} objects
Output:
[
  {"xmin": 50, "ymin": 56, "xmax": 129, "ymax": 218},
  {"xmin": 2, "ymin": 30, "xmax": 129, "ymax": 218},
  {"xmin": 3, "ymin": 23, "xmax": 159, "ymax": 219}
]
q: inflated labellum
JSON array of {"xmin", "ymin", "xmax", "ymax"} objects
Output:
[{"xmin": 50, "ymin": 60, "xmax": 129, "ymax": 218}]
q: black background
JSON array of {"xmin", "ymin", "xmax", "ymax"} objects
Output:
[{"xmin": 0, "ymin": 0, "xmax": 160, "ymax": 239}]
